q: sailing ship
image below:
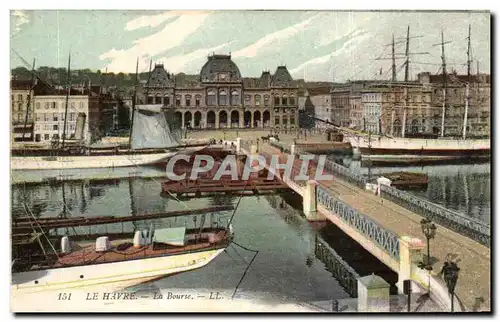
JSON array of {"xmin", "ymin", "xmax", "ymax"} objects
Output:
[
  {"xmin": 349, "ymin": 26, "xmax": 491, "ymax": 164},
  {"xmin": 11, "ymin": 207, "xmax": 234, "ymax": 294},
  {"xmin": 11, "ymin": 56, "xmax": 208, "ymax": 171}
]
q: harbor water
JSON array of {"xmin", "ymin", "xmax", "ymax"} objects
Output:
[
  {"xmin": 11, "ymin": 171, "xmax": 351, "ymax": 305},
  {"xmin": 332, "ymin": 156, "xmax": 491, "ymax": 224}
]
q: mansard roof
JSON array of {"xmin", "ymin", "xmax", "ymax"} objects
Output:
[
  {"xmin": 271, "ymin": 66, "xmax": 294, "ymax": 87},
  {"xmin": 146, "ymin": 64, "xmax": 174, "ymax": 88},
  {"xmin": 200, "ymin": 54, "xmax": 242, "ymax": 83}
]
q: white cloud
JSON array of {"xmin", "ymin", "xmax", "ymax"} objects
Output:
[
  {"xmin": 11, "ymin": 10, "xmax": 30, "ymax": 35},
  {"xmin": 100, "ymin": 11, "xmax": 211, "ymax": 73},
  {"xmin": 157, "ymin": 42, "xmax": 233, "ymax": 74},
  {"xmin": 125, "ymin": 11, "xmax": 179, "ymax": 31},
  {"xmin": 290, "ymin": 31, "xmax": 372, "ymax": 77},
  {"xmin": 231, "ymin": 13, "xmax": 321, "ymax": 58}
]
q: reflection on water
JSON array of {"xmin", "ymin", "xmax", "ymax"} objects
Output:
[
  {"xmin": 329, "ymin": 155, "xmax": 491, "ymax": 223},
  {"xmin": 11, "ymin": 171, "xmax": 350, "ymax": 304}
]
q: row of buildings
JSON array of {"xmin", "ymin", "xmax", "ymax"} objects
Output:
[
  {"xmin": 11, "ymin": 53, "xmax": 491, "ymax": 143},
  {"xmin": 10, "ymin": 79, "xmax": 118, "ymax": 143},
  {"xmin": 306, "ymin": 72, "xmax": 491, "ymax": 137}
]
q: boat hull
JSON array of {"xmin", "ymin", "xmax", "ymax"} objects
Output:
[
  {"xmin": 349, "ymin": 137, "xmax": 490, "ymax": 162},
  {"xmin": 11, "ymin": 248, "xmax": 225, "ymax": 295}
]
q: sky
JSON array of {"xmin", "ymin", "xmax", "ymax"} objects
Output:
[{"xmin": 9, "ymin": 10, "xmax": 491, "ymax": 82}]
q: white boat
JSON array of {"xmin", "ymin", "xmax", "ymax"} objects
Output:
[
  {"xmin": 348, "ymin": 136, "xmax": 490, "ymax": 163},
  {"xmin": 11, "ymin": 104, "xmax": 208, "ymax": 170},
  {"xmin": 12, "ymin": 224, "xmax": 233, "ymax": 295}
]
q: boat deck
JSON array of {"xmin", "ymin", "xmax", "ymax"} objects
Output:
[{"xmin": 50, "ymin": 230, "xmax": 229, "ymax": 268}]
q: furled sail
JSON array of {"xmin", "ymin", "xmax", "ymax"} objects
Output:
[{"xmin": 130, "ymin": 104, "xmax": 181, "ymax": 150}]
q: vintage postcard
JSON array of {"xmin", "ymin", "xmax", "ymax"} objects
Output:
[{"xmin": 9, "ymin": 9, "xmax": 490, "ymax": 313}]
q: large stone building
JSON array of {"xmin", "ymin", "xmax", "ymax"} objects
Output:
[
  {"xmin": 137, "ymin": 54, "xmax": 299, "ymax": 131},
  {"xmin": 11, "ymin": 78, "xmax": 116, "ymax": 143},
  {"xmin": 306, "ymin": 86, "xmax": 332, "ymax": 122},
  {"xmin": 418, "ymin": 72, "xmax": 490, "ymax": 137}
]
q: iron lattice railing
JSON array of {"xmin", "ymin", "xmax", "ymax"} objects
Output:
[
  {"xmin": 379, "ymin": 184, "xmax": 490, "ymax": 247},
  {"xmin": 317, "ymin": 185, "xmax": 400, "ymax": 260}
]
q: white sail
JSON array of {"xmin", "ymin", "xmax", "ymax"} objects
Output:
[{"xmin": 130, "ymin": 105, "xmax": 181, "ymax": 150}]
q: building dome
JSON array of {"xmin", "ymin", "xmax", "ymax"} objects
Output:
[{"xmin": 200, "ymin": 54, "xmax": 242, "ymax": 82}]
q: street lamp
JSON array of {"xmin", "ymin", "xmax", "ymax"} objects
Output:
[
  {"xmin": 418, "ymin": 218, "xmax": 437, "ymax": 270},
  {"xmin": 440, "ymin": 261, "xmax": 460, "ymax": 312}
]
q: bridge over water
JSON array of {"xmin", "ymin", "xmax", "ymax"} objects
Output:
[{"xmin": 238, "ymin": 138, "xmax": 490, "ymax": 312}]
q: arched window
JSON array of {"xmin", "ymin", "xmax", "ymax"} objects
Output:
[
  {"xmin": 282, "ymin": 94, "xmax": 288, "ymax": 105},
  {"xmin": 207, "ymin": 90, "xmax": 216, "ymax": 106},
  {"xmin": 185, "ymin": 95, "xmax": 192, "ymax": 107},
  {"xmin": 195, "ymin": 95, "xmax": 201, "ymax": 107},
  {"xmin": 219, "ymin": 90, "xmax": 228, "ymax": 106},
  {"xmin": 289, "ymin": 94, "xmax": 295, "ymax": 105},
  {"xmin": 155, "ymin": 94, "xmax": 162, "ymax": 105},
  {"xmin": 231, "ymin": 90, "xmax": 240, "ymax": 105},
  {"xmin": 164, "ymin": 95, "xmax": 170, "ymax": 106},
  {"xmin": 176, "ymin": 95, "xmax": 181, "ymax": 106},
  {"xmin": 147, "ymin": 95, "xmax": 154, "ymax": 104},
  {"xmin": 244, "ymin": 95, "xmax": 251, "ymax": 106},
  {"xmin": 254, "ymin": 95, "xmax": 261, "ymax": 106},
  {"xmin": 274, "ymin": 95, "xmax": 280, "ymax": 105},
  {"xmin": 264, "ymin": 95, "xmax": 270, "ymax": 106},
  {"xmin": 35, "ymin": 102, "xmax": 40, "ymax": 109}
]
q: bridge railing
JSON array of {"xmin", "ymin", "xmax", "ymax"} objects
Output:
[
  {"xmin": 299, "ymin": 151, "xmax": 367, "ymax": 189},
  {"xmin": 315, "ymin": 235, "xmax": 360, "ymax": 297},
  {"xmin": 317, "ymin": 185, "xmax": 400, "ymax": 260},
  {"xmin": 379, "ymin": 184, "xmax": 490, "ymax": 247}
]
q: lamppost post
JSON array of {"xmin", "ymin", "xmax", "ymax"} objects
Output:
[{"xmin": 418, "ymin": 218, "xmax": 437, "ymax": 270}]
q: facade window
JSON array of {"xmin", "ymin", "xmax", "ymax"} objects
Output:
[
  {"xmin": 51, "ymin": 102, "xmax": 56, "ymax": 109},
  {"xmin": 290, "ymin": 117, "xmax": 295, "ymax": 125},
  {"xmin": 207, "ymin": 90, "xmax": 216, "ymax": 106},
  {"xmin": 53, "ymin": 125, "xmax": 58, "ymax": 131},
  {"xmin": 35, "ymin": 102, "xmax": 40, "ymax": 109},
  {"xmin": 70, "ymin": 113, "xmax": 75, "ymax": 121},
  {"xmin": 155, "ymin": 95, "xmax": 162, "ymax": 105},
  {"xmin": 275, "ymin": 116, "xmax": 280, "ymax": 125},
  {"xmin": 264, "ymin": 95, "xmax": 270, "ymax": 106},
  {"xmin": 185, "ymin": 95, "xmax": 191, "ymax": 107},
  {"xmin": 17, "ymin": 103, "xmax": 22, "ymax": 111},
  {"xmin": 290, "ymin": 108, "xmax": 295, "ymax": 114},
  {"xmin": 244, "ymin": 95, "xmax": 251, "ymax": 106},
  {"xmin": 17, "ymin": 94, "xmax": 22, "ymax": 101},
  {"xmin": 274, "ymin": 96, "xmax": 280, "ymax": 105},
  {"xmin": 254, "ymin": 95, "xmax": 261, "ymax": 106},
  {"xmin": 44, "ymin": 134, "xmax": 49, "ymax": 140},
  {"xmin": 176, "ymin": 96, "xmax": 181, "ymax": 106},
  {"xmin": 289, "ymin": 95, "xmax": 295, "ymax": 105},
  {"xmin": 282, "ymin": 94, "xmax": 288, "ymax": 105},
  {"xmin": 147, "ymin": 96, "xmax": 154, "ymax": 104},
  {"xmin": 282, "ymin": 108, "xmax": 287, "ymax": 113},
  {"xmin": 44, "ymin": 113, "xmax": 49, "ymax": 122},
  {"xmin": 195, "ymin": 95, "xmax": 201, "ymax": 107},
  {"xmin": 53, "ymin": 113, "xmax": 58, "ymax": 121},
  {"xmin": 36, "ymin": 113, "xmax": 40, "ymax": 121},
  {"xmin": 282, "ymin": 116, "xmax": 288, "ymax": 125},
  {"xmin": 219, "ymin": 90, "xmax": 228, "ymax": 106},
  {"xmin": 164, "ymin": 96, "xmax": 170, "ymax": 106},
  {"xmin": 70, "ymin": 102, "xmax": 76, "ymax": 110},
  {"xmin": 231, "ymin": 90, "xmax": 240, "ymax": 105},
  {"xmin": 17, "ymin": 113, "xmax": 23, "ymax": 122}
]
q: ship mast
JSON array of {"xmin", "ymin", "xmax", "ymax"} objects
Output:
[
  {"xmin": 62, "ymin": 53, "xmax": 71, "ymax": 148},
  {"xmin": 21, "ymin": 58, "xmax": 36, "ymax": 141},
  {"xmin": 128, "ymin": 58, "xmax": 139, "ymax": 148},
  {"xmin": 433, "ymin": 31, "xmax": 451, "ymax": 137},
  {"xmin": 463, "ymin": 24, "xmax": 472, "ymax": 139}
]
